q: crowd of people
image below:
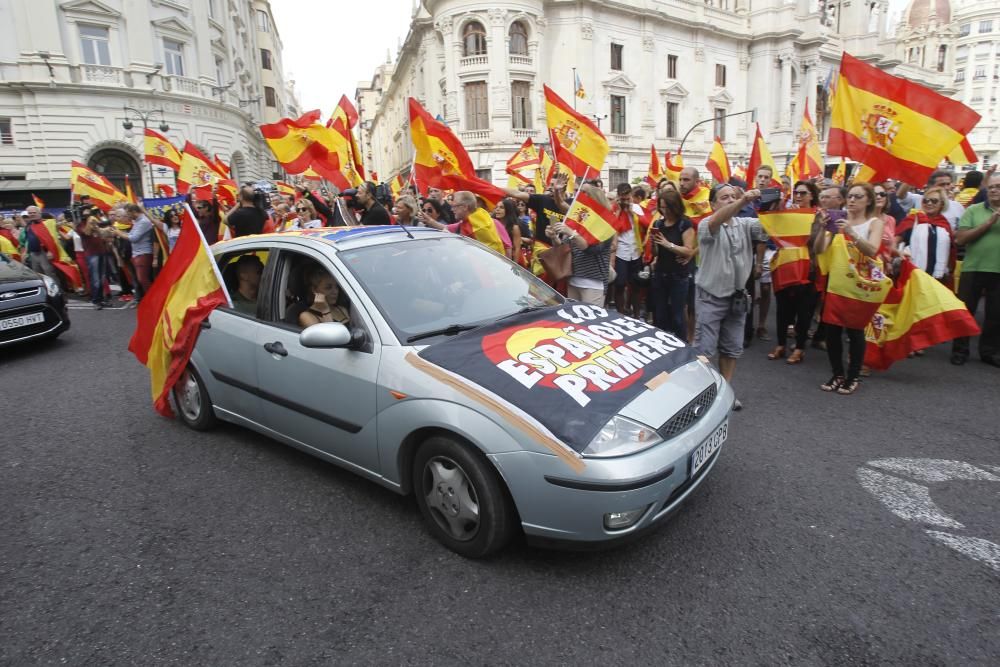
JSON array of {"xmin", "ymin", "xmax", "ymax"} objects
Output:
[{"xmin": 2, "ymin": 164, "xmax": 996, "ymax": 407}]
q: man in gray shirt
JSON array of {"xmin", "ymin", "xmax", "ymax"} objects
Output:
[
  {"xmin": 695, "ymin": 185, "xmax": 768, "ymax": 410},
  {"xmin": 111, "ymin": 203, "xmax": 154, "ymax": 303}
]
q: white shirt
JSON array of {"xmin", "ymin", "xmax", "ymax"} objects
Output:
[
  {"xmin": 614, "ymin": 203, "xmax": 644, "ymax": 261},
  {"xmin": 907, "ymin": 194, "xmax": 965, "ymax": 231},
  {"xmin": 71, "ymin": 230, "xmax": 83, "ymax": 253},
  {"xmin": 302, "ymin": 219, "xmax": 323, "ymax": 229}
]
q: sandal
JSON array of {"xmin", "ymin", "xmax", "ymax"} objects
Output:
[
  {"xmin": 767, "ymin": 345, "xmax": 786, "ymax": 360},
  {"xmin": 786, "ymin": 349, "xmax": 805, "ymax": 365},
  {"xmin": 837, "ymin": 377, "xmax": 861, "ymax": 395},
  {"xmin": 820, "ymin": 375, "xmax": 844, "ymax": 392}
]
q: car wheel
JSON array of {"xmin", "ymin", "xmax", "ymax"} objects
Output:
[
  {"xmin": 173, "ymin": 366, "xmax": 217, "ymax": 431},
  {"xmin": 413, "ymin": 436, "xmax": 517, "ymax": 558}
]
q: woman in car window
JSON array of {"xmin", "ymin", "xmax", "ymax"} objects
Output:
[{"xmin": 299, "ymin": 264, "xmax": 349, "ymax": 328}]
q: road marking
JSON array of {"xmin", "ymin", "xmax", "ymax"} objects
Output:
[{"xmin": 858, "ymin": 458, "xmax": 999, "ymax": 575}]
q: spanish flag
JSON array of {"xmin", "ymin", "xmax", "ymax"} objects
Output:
[
  {"xmin": 157, "ymin": 184, "xmax": 176, "ymax": 197},
  {"xmin": 664, "ymin": 151, "xmax": 684, "ymax": 183},
  {"xmin": 389, "ymin": 174, "xmax": 406, "ymax": 198},
  {"xmin": 946, "ymin": 137, "xmax": 977, "ymax": 167},
  {"xmin": 177, "ymin": 142, "xmax": 225, "ymax": 194},
  {"xmin": 832, "ymin": 159, "xmax": 847, "ymax": 185},
  {"xmin": 544, "ymin": 84, "xmax": 608, "ymax": 177},
  {"xmin": 327, "ymin": 95, "xmax": 366, "ymax": 186},
  {"xmin": 828, "ymin": 52, "xmax": 980, "ymax": 186},
  {"xmin": 1, "ymin": 228, "xmax": 21, "ymax": 261},
  {"xmin": 506, "ymin": 137, "xmax": 541, "ymax": 185},
  {"xmin": 758, "ymin": 209, "xmax": 814, "ymax": 292},
  {"xmin": 786, "ymin": 101, "xmax": 824, "ymax": 183},
  {"xmin": 864, "ymin": 260, "xmax": 980, "ymax": 370},
  {"xmin": 705, "ymin": 137, "xmax": 731, "ymax": 184},
  {"xmin": 144, "ymin": 129, "xmax": 182, "ymax": 171},
  {"xmin": 125, "ymin": 175, "xmax": 138, "ymax": 204},
  {"xmin": 682, "ymin": 184, "xmax": 712, "ymax": 223},
  {"xmin": 275, "ymin": 181, "xmax": 295, "ymax": 198},
  {"xmin": 563, "ymin": 189, "xmax": 618, "ymax": 245},
  {"xmin": 817, "ymin": 232, "xmax": 892, "ymax": 329},
  {"xmin": 409, "ymin": 97, "xmax": 476, "ymax": 188},
  {"xmin": 31, "ymin": 194, "xmax": 45, "ymax": 209},
  {"xmin": 644, "ymin": 145, "xmax": 663, "ymax": 189},
  {"xmin": 747, "ymin": 123, "xmax": 779, "ymax": 187},
  {"xmin": 33, "ymin": 219, "xmax": 82, "ymax": 290},
  {"xmin": 260, "ymin": 110, "xmax": 342, "ymax": 177},
  {"xmin": 536, "ymin": 147, "xmax": 554, "ymax": 191},
  {"xmin": 213, "ymin": 154, "xmax": 231, "ymax": 178},
  {"xmin": 460, "ymin": 207, "xmax": 506, "ymax": 254},
  {"xmin": 70, "ymin": 161, "xmax": 127, "ymax": 212},
  {"xmin": 128, "ymin": 204, "xmax": 231, "ymax": 417}
]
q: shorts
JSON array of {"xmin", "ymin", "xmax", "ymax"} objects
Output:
[
  {"xmin": 760, "ymin": 249, "xmax": 776, "ymax": 285},
  {"xmin": 694, "ymin": 286, "xmax": 748, "ymax": 359},
  {"xmin": 612, "ymin": 257, "xmax": 643, "ymax": 288}
]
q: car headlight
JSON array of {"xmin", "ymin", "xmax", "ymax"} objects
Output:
[
  {"xmin": 582, "ymin": 415, "xmax": 662, "ymax": 458},
  {"xmin": 41, "ymin": 275, "xmax": 60, "ymax": 297}
]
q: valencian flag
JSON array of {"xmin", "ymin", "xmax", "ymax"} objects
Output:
[
  {"xmin": 33, "ymin": 219, "xmax": 82, "ymax": 289},
  {"xmin": 544, "ymin": 84, "xmax": 609, "ymax": 178},
  {"xmin": 828, "ymin": 52, "xmax": 980, "ymax": 185},
  {"xmin": 70, "ymin": 161, "xmax": 127, "ymax": 211},
  {"xmin": 747, "ymin": 123, "xmax": 779, "ymax": 186},
  {"xmin": 128, "ymin": 204, "xmax": 231, "ymax": 417},
  {"xmin": 144, "ymin": 128, "xmax": 182, "ymax": 171},
  {"xmin": 574, "ymin": 71, "xmax": 586, "ymax": 99},
  {"xmin": 177, "ymin": 141, "xmax": 226, "ymax": 194},
  {"xmin": 817, "ymin": 232, "xmax": 892, "ymax": 329},
  {"xmin": 506, "ymin": 137, "xmax": 541, "ymax": 185},
  {"xmin": 416, "ymin": 306, "xmax": 698, "ymax": 458},
  {"xmin": 758, "ymin": 209, "xmax": 815, "ymax": 292},
  {"xmin": 562, "ymin": 189, "xmax": 619, "ymax": 245},
  {"xmin": 260, "ymin": 109, "xmax": 342, "ymax": 177},
  {"xmin": 326, "ymin": 95, "xmax": 366, "ymax": 188},
  {"xmin": 864, "ymin": 260, "xmax": 980, "ymax": 370},
  {"xmin": 664, "ymin": 151, "xmax": 684, "ymax": 183},
  {"xmin": 705, "ymin": 137, "xmax": 731, "ymax": 184}
]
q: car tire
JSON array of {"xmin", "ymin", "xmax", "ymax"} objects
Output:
[
  {"xmin": 413, "ymin": 436, "xmax": 517, "ymax": 558},
  {"xmin": 173, "ymin": 365, "xmax": 217, "ymax": 431}
]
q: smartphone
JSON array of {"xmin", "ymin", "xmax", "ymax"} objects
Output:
[{"xmin": 825, "ymin": 209, "xmax": 846, "ymax": 232}]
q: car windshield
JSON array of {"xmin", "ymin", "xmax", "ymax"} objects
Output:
[{"xmin": 338, "ymin": 236, "xmax": 564, "ymax": 343}]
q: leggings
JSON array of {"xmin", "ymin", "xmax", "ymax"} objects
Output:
[
  {"xmin": 825, "ymin": 324, "xmax": 866, "ymax": 380},
  {"xmin": 775, "ymin": 284, "xmax": 816, "ymax": 348}
]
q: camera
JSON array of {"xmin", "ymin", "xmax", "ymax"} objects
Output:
[
  {"xmin": 758, "ymin": 188, "xmax": 781, "ymax": 204},
  {"xmin": 340, "ymin": 188, "xmax": 364, "ymax": 210}
]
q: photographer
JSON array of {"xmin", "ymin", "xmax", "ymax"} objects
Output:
[
  {"xmin": 354, "ymin": 181, "xmax": 391, "ymax": 226},
  {"xmin": 225, "ymin": 185, "xmax": 268, "ymax": 237}
]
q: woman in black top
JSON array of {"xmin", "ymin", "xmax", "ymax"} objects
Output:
[{"xmin": 649, "ymin": 189, "xmax": 696, "ymax": 338}]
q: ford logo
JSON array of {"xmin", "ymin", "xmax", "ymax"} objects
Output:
[
  {"xmin": 692, "ymin": 404, "xmax": 704, "ymax": 417},
  {"xmin": 0, "ymin": 292, "xmax": 15, "ymax": 300}
]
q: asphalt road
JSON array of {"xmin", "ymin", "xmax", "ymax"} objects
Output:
[{"xmin": 2, "ymin": 304, "xmax": 998, "ymax": 665}]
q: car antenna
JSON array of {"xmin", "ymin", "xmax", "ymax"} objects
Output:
[{"xmin": 396, "ymin": 218, "xmax": 415, "ymax": 240}]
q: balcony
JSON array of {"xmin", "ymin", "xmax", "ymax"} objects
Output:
[
  {"xmin": 508, "ymin": 54, "xmax": 532, "ymax": 67},
  {"xmin": 459, "ymin": 54, "xmax": 488, "ymax": 69},
  {"xmin": 81, "ymin": 64, "xmax": 122, "ymax": 85},
  {"xmin": 459, "ymin": 129, "xmax": 491, "ymax": 142},
  {"xmin": 512, "ymin": 128, "xmax": 537, "ymax": 140},
  {"xmin": 609, "ymin": 134, "xmax": 629, "ymax": 144},
  {"xmin": 165, "ymin": 75, "xmax": 201, "ymax": 95}
]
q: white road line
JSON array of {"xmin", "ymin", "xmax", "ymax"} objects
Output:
[
  {"xmin": 856, "ymin": 468, "xmax": 964, "ymax": 529},
  {"xmin": 925, "ymin": 531, "xmax": 1000, "ymax": 573},
  {"xmin": 867, "ymin": 458, "xmax": 1000, "ymax": 483}
]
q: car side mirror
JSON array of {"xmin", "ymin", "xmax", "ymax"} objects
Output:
[{"xmin": 299, "ymin": 322, "xmax": 352, "ymax": 348}]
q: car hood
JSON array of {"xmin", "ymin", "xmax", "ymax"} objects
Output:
[{"xmin": 0, "ymin": 256, "xmax": 41, "ymax": 285}]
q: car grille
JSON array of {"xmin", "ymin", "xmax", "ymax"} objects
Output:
[
  {"xmin": 0, "ymin": 286, "xmax": 41, "ymax": 301},
  {"xmin": 657, "ymin": 384, "xmax": 717, "ymax": 440}
]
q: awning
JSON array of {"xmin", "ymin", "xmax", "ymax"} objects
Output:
[{"xmin": 0, "ymin": 179, "xmax": 68, "ymax": 191}]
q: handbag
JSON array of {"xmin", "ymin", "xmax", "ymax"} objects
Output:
[{"xmin": 537, "ymin": 242, "xmax": 573, "ymax": 281}]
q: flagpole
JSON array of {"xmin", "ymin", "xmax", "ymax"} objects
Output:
[{"xmin": 572, "ymin": 67, "xmax": 577, "ymax": 111}]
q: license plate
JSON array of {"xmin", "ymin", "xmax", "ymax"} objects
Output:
[
  {"xmin": 0, "ymin": 312, "xmax": 44, "ymax": 331},
  {"xmin": 690, "ymin": 420, "xmax": 727, "ymax": 476}
]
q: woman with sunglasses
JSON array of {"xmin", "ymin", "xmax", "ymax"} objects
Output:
[
  {"xmin": 296, "ymin": 199, "xmax": 323, "ymax": 229},
  {"xmin": 416, "ymin": 198, "xmax": 444, "ymax": 227},
  {"xmin": 895, "ymin": 185, "xmax": 953, "ymax": 281},
  {"xmin": 812, "ymin": 182, "xmax": 885, "ymax": 395},
  {"xmin": 768, "ymin": 180, "xmax": 820, "ymax": 364}
]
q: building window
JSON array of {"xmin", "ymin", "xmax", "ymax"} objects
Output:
[
  {"xmin": 610, "ymin": 95, "xmax": 626, "ymax": 134},
  {"xmin": 609, "ymin": 169, "xmax": 629, "ymax": 191},
  {"xmin": 974, "ymin": 66, "xmax": 986, "ymax": 80},
  {"xmin": 511, "ymin": 81, "xmax": 531, "ymax": 129},
  {"xmin": 0, "ymin": 117, "xmax": 13, "ymax": 145},
  {"xmin": 264, "ymin": 86, "xmax": 277, "ymax": 107},
  {"xmin": 713, "ymin": 108, "xmax": 726, "ymax": 141},
  {"xmin": 475, "ymin": 168, "xmax": 492, "ymax": 181},
  {"xmin": 715, "ymin": 64, "xmax": 727, "ymax": 87},
  {"xmin": 463, "ymin": 21, "xmax": 487, "ymax": 57},
  {"xmin": 666, "ymin": 102, "xmax": 679, "ymax": 138},
  {"xmin": 261, "ymin": 49, "xmax": 272, "ymax": 70},
  {"xmin": 509, "ymin": 21, "xmax": 528, "ymax": 55},
  {"xmin": 80, "ymin": 25, "xmax": 111, "ymax": 66},
  {"xmin": 164, "ymin": 39, "xmax": 185, "ymax": 76},
  {"xmin": 257, "ymin": 10, "xmax": 269, "ymax": 32},
  {"xmin": 956, "ymin": 45, "xmax": 968, "ymax": 62},
  {"xmin": 937, "ymin": 45, "xmax": 947, "ymax": 72},
  {"xmin": 954, "ymin": 68, "xmax": 965, "ymax": 82},
  {"xmin": 464, "ymin": 81, "xmax": 489, "ymax": 130},
  {"xmin": 208, "ymin": 0, "xmax": 218, "ymax": 19},
  {"xmin": 979, "ymin": 20, "xmax": 992, "ymax": 33},
  {"xmin": 667, "ymin": 54, "xmax": 678, "ymax": 79},
  {"xmin": 611, "ymin": 43, "xmax": 624, "ymax": 71},
  {"xmin": 959, "ymin": 23, "xmax": 970, "ymax": 37},
  {"xmin": 215, "ymin": 57, "xmax": 225, "ymax": 86}
]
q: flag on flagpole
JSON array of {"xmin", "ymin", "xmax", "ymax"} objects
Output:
[
  {"xmin": 664, "ymin": 151, "xmax": 684, "ymax": 183},
  {"xmin": 574, "ymin": 71, "xmax": 586, "ymax": 99},
  {"xmin": 747, "ymin": 123, "xmax": 779, "ymax": 186},
  {"xmin": 177, "ymin": 141, "xmax": 226, "ymax": 194},
  {"xmin": 144, "ymin": 128, "xmax": 182, "ymax": 171},
  {"xmin": 326, "ymin": 95, "xmax": 366, "ymax": 188},
  {"xmin": 506, "ymin": 137, "xmax": 542, "ymax": 186},
  {"xmin": 275, "ymin": 181, "xmax": 296, "ymax": 197},
  {"xmin": 544, "ymin": 84, "xmax": 608, "ymax": 177},
  {"xmin": 758, "ymin": 209, "xmax": 815, "ymax": 292},
  {"xmin": 128, "ymin": 204, "xmax": 231, "ymax": 417},
  {"xmin": 705, "ymin": 137, "xmax": 731, "ymax": 184},
  {"xmin": 562, "ymin": 188, "xmax": 619, "ymax": 245},
  {"xmin": 70, "ymin": 161, "xmax": 128, "ymax": 211},
  {"xmin": 644, "ymin": 145, "xmax": 663, "ymax": 188},
  {"xmin": 213, "ymin": 154, "xmax": 231, "ymax": 178},
  {"xmin": 31, "ymin": 194, "xmax": 45, "ymax": 210},
  {"xmin": 124, "ymin": 175, "xmax": 138, "ymax": 204},
  {"xmin": 828, "ymin": 52, "xmax": 980, "ymax": 185},
  {"xmin": 832, "ymin": 159, "xmax": 847, "ymax": 185},
  {"xmin": 260, "ymin": 110, "xmax": 343, "ymax": 177}
]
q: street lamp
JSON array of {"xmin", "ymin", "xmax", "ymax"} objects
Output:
[
  {"xmin": 122, "ymin": 106, "xmax": 169, "ymax": 196},
  {"xmin": 678, "ymin": 108, "xmax": 757, "ymax": 156},
  {"xmin": 590, "ymin": 113, "xmax": 608, "ymax": 130}
]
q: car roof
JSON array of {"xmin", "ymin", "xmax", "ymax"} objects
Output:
[{"xmin": 213, "ymin": 225, "xmax": 449, "ymax": 252}]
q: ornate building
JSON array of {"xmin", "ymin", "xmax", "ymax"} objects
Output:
[
  {"xmin": 358, "ymin": 0, "xmax": 929, "ymax": 188},
  {"xmin": 0, "ymin": 0, "xmax": 298, "ymax": 209}
]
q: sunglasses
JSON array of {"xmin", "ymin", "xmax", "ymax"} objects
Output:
[
  {"xmin": 923, "ymin": 198, "xmax": 942, "ymax": 205},
  {"xmin": 422, "ymin": 207, "xmax": 434, "ymax": 212},
  {"xmin": 846, "ymin": 193, "xmax": 867, "ymax": 200},
  {"xmin": 793, "ymin": 190, "xmax": 810, "ymax": 196},
  {"xmin": 874, "ymin": 191, "xmax": 887, "ymax": 197}
]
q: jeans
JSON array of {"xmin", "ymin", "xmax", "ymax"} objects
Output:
[
  {"xmin": 825, "ymin": 325, "xmax": 866, "ymax": 380},
  {"xmin": 775, "ymin": 284, "xmax": 817, "ymax": 348},
  {"xmin": 952, "ymin": 270, "xmax": 1000, "ymax": 360},
  {"xmin": 85, "ymin": 254, "xmax": 107, "ymax": 304},
  {"xmin": 652, "ymin": 272, "xmax": 689, "ymax": 339}
]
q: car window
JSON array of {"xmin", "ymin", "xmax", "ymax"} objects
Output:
[
  {"xmin": 215, "ymin": 248, "xmax": 270, "ymax": 319},
  {"xmin": 338, "ymin": 236, "xmax": 563, "ymax": 343}
]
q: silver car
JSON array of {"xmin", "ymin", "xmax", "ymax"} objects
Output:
[{"xmin": 176, "ymin": 226, "xmax": 733, "ymax": 557}]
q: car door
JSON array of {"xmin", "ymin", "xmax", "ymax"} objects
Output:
[{"xmin": 253, "ymin": 247, "xmax": 382, "ymax": 475}]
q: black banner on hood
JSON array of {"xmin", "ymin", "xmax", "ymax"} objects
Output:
[{"xmin": 417, "ymin": 305, "xmax": 699, "ymax": 452}]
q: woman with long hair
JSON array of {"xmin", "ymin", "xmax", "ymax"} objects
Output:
[
  {"xmin": 768, "ymin": 180, "xmax": 820, "ymax": 364},
  {"xmin": 297, "ymin": 264, "xmax": 350, "ymax": 329},
  {"xmin": 161, "ymin": 208, "xmax": 182, "ymax": 251},
  {"xmin": 649, "ymin": 188, "xmax": 696, "ymax": 337},
  {"xmin": 812, "ymin": 182, "xmax": 885, "ymax": 395},
  {"xmin": 494, "ymin": 198, "xmax": 523, "ymax": 262}
]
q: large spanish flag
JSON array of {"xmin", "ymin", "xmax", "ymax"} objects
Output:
[
  {"xmin": 177, "ymin": 142, "xmax": 225, "ymax": 195},
  {"xmin": 758, "ymin": 209, "xmax": 814, "ymax": 292},
  {"xmin": 705, "ymin": 137, "xmax": 731, "ymax": 184},
  {"xmin": 864, "ymin": 260, "xmax": 980, "ymax": 370},
  {"xmin": 326, "ymin": 95, "xmax": 366, "ymax": 188},
  {"xmin": 563, "ymin": 189, "xmax": 618, "ymax": 245},
  {"xmin": 746, "ymin": 124, "xmax": 779, "ymax": 186},
  {"xmin": 828, "ymin": 52, "xmax": 980, "ymax": 185},
  {"xmin": 543, "ymin": 84, "xmax": 608, "ymax": 177},
  {"xmin": 644, "ymin": 145, "xmax": 663, "ymax": 188},
  {"xmin": 144, "ymin": 129, "xmax": 182, "ymax": 171},
  {"xmin": 260, "ymin": 110, "xmax": 342, "ymax": 177},
  {"xmin": 817, "ymin": 232, "xmax": 892, "ymax": 329},
  {"xmin": 409, "ymin": 97, "xmax": 476, "ymax": 188},
  {"xmin": 128, "ymin": 205, "xmax": 231, "ymax": 417},
  {"xmin": 33, "ymin": 219, "xmax": 82, "ymax": 290},
  {"xmin": 462, "ymin": 207, "xmax": 506, "ymax": 254},
  {"xmin": 70, "ymin": 161, "xmax": 128, "ymax": 211}
]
